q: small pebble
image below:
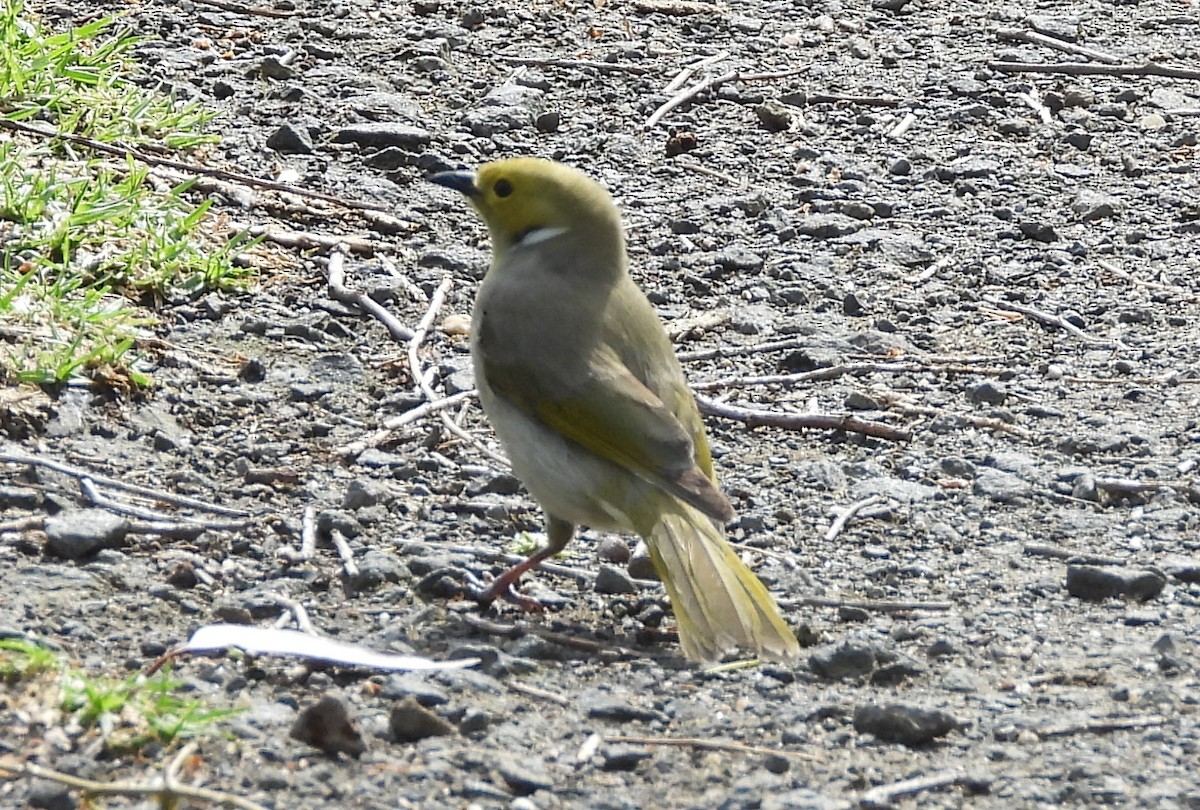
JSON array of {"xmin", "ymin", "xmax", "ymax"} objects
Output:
[
  {"xmin": 389, "ymin": 696, "xmax": 455, "ymax": 742},
  {"xmin": 852, "ymin": 702, "xmax": 958, "ymax": 746},
  {"xmin": 290, "ymin": 695, "xmax": 366, "ymax": 757},
  {"xmin": 594, "ymin": 564, "xmax": 639, "ymax": 595}
]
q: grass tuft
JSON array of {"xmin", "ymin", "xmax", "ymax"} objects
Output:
[
  {"xmin": 60, "ymin": 665, "xmax": 242, "ymax": 752},
  {"xmin": 0, "ymin": 0, "xmax": 255, "ymax": 387}
]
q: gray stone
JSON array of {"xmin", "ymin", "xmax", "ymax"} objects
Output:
[
  {"xmin": 584, "ymin": 695, "xmax": 668, "ymax": 724},
  {"xmin": 1071, "ymin": 190, "xmax": 1122, "ymax": 221},
  {"xmin": 44, "ymin": 510, "xmax": 130, "ymax": 559},
  {"xmin": 462, "ymin": 84, "xmax": 543, "ymax": 137},
  {"xmin": 972, "ymin": 469, "xmax": 1032, "ymax": 504},
  {"xmin": 627, "ymin": 541, "xmax": 658, "ymax": 580},
  {"xmin": 458, "ymin": 708, "xmax": 489, "ymax": 733},
  {"xmin": 594, "ymin": 564, "xmax": 638, "ymax": 595},
  {"xmin": 348, "ymin": 550, "xmax": 405, "ymax": 590},
  {"xmin": 755, "ymin": 101, "xmax": 793, "ymax": 132},
  {"xmin": 852, "ymin": 702, "xmax": 958, "ymax": 746},
  {"xmin": 1018, "ymin": 220, "xmax": 1059, "ymax": 242},
  {"xmin": 1027, "ymin": 14, "xmax": 1079, "ymax": 42},
  {"xmin": 381, "ymin": 673, "xmax": 449, "ymax": 706},
  {"xmin": 26, "ymin": 780, "xmax": 76, "ymax": 810},
  {"xmin": 265, "ymin": 122, "xmax": 313, "ymax": 154},
  {"xmin": 601, "ymin": 744, "xmax": 653, "ymax": 771},
  {"xmin": 966, "ymin": 380, "xmax": 1007, "ymax": 405},
  {"xmin": 498, "ymin": 759, "xmax": 554, "ymax": 795},
  {"xmin": 809, "ymin": 643, "xmax": 878, "ymax": 680},
  {"xmin": 1162, "ymin": 557, "xmax": 1200, "ymax": 583},
  {"xmin": 1066, "ymin": 565, "xmax": 1167, "ymax": 602},
  {"xmin": 332, "ymin": 122, "xmax": 432, "ymax": 149},
  {"xmin": 796, "ymin": 213, "xmax": 863, "ymax": 239}
]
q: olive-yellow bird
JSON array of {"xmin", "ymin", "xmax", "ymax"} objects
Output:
[{"xmin": 430, "ymin": 158, "xmax": 799, "ymax": 664}]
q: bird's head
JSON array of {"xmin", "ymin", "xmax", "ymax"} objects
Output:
[{"xmin": 430, "ymin": 158, "xmax": 624, "ymax": 261}]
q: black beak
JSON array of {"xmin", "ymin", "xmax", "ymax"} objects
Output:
[{"xmin": 428, "ymin": 170, "xmax": 480, "ymax": 197}]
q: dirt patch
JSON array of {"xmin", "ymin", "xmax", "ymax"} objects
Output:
[{"xmin": 3, "ymin": 0, "xmax": 1200, "ymax": 807}]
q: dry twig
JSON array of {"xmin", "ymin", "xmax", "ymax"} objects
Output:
[
  {"xmin": 824, "ymin": 496, "xmax": 883, "ymax": 542},
  {"xmin": 872, "ymin": 392, "xmax": 1030, "ymax": 438},
  {"xmin": 994, "ymin": 27, "xmax": 1122, "ymax": 63},
  {"xmin": 664, "ymin": 51, "xmax": 731, "ymax": 93},
  {"xmin": 505, "ymin": 680, "xmax": 571, "ymax": 706},
  {"xmin": 0, "ymin": 753, "xmax": 269, "ymax": 810},
  {"xmin": 330, "ymin": 528, "xmax": 359, "ymax": 579},
  {"xmin": 887, "ymin": 111, "xmax": 918, "ymax": 139},
  {"xmin": 193, "ymin": 0, "xmax": 297, "ymax": 16},
  {"xmin": 990, "ymin": 60, "xmax": 1200, "ymax": 80},
  {"xmin": 1037, "ymin": 715, "xmax": 1167, "ymax": 739},
  {"xmin": 326, "ymin": 246, "xmax": 415, "ymax": 342},
  {"xmin": 982, "ymin": 295, "xmax": 1127, "ymax": 350},
  {"xmin": 693, "ymin": 360, "xmax": 1000, "ymax": 391},
  {"xmin": 272, "ymin": 595, "xmax": 317, "ymax": 634},
  {"xmin": 696, "ymin": 395, "xmax": 912, "ymax": 443},
  {"xmin": 461, "ymin": 614, "xmax": 649, "ymax": 658},
  {"xmin": 0, "ymin": 449, "xmax": 254, "ymax": 517},
  {"xmin": 1017, "ymin": 90, "xmax": 1054, "ymax": 125},
  {"xmin": 336, "ymin": 390, "xmax": 477, "ymax": 457},
  {"xmin": 1097, "ymin": 259, "xmax": 1198, "ymax": 301},
  {"xmin": 234, "ymin": 223, "xmax": 377, "ymax": 255},
  {"xmin": 860, "ymin": 770, "xmax": 987, "ymax": 808},
  {"xmin": 78, "ymin": 477, "xmax": 249, "ymax": 532},
  {"xmin": 786, "ymin": 596, "xmax": 953, "ymax": 613},
  {"xmin": 793, "ymin": 92, "xmax": 904, "ymax": 107},
  {"xmin": 406, "ymin": 278, "xmax": 508, "ymax": 467},
  {"xmin": 280, "ymin": 505, "xmax": 319, "ymax": 563},
  {"xmin": 0, "ymin": 118, "xmax": 389, "ymax": 212},
  {"xmin": 1022, "ymin": 544, "xmax": 1124, "ymax": 566}
]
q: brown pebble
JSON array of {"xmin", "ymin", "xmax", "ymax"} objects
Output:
[
  {"xmin": 390, "ymin": 696, "xmax": 455, "ymax": 742},
  {"xmin": 441, "ymin": 313, "xmax": 471, "ymax": 335},
  {"xmin": 290, "ymin": 695, "xmax": 366, "ymax": 757}
]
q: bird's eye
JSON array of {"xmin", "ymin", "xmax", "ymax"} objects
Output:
[{"xmin": 493, "ymin": 179, "xmax": 513, "ymax": 198}]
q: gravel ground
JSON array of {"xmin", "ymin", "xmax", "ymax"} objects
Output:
[{"xmin": 3, "ymin": 0, "xmax": 1200, "ymax": 808}]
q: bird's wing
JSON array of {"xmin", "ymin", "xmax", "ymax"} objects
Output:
[{"xmin": 480, "ymin": 344, "xmax": 733, "ymax": 523}]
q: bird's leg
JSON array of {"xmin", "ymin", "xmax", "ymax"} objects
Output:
[{"xmin": 473, "ymin": 516, "xmax": 575, "ymax": 611}]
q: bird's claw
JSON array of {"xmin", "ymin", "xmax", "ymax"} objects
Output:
[{"xmin": 470, "ymin": 578, "xmax": 545, "ymax": 613}]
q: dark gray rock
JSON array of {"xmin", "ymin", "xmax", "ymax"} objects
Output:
[
  {"xmin": 966, "ymin": 380, "xmax": 1007, "ymax": 405},
  {"xmin": 348, "ymin": 550, "xmax": 405, "ymax": 590},
  {"xmin": 1066, "ymin": 566, "xmax": 1167, "ymax": 602},
  {"xmin": 332, "ymin": 122, "xmax": 432, "ymax": 149},
  {"xmin": 342, "ymin": 478, "xmax": 391, "ymax": 509},
  {"xmin": 498, "ymin": 758, "xmax": 554, "ymax": 795},
  {"xmin": 594, "ymin": 564, "xmax": 638, "ymax": 595},
  {"xmin": 584, "ymin": 696, "xmax": 668, "ymax": 724},
  {"xmin": 26, "ymin": 780, "xmax": 76, "ymax": 810},
  {"xmin": 852, "ymin": 702, "xmax": 958, "ymax": 746},
  {"xmin": 809, "ymin": 643, "xmax": 879, "ymax": 680},
  {"xmin": 381, "ymin": 673, "xmax": 450, "ymax": 706},
  {"xmin": 601, "ymin": 744, "xmax": 653, "ymax": 771},
  {"xmin": 972, "ymin": 469, "xmax": 1032, "ymax": 504},
  {"xmin": 265, "ymin": 122, "xmax": 313, "ymax": 154},
  {"xmin": 796, "ymin": 214, "xmax": 863, "ymax": 239}
]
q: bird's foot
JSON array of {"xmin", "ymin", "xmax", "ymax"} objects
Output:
[{"xmin": 470, "ymin": 577, "xmax": 545, "ymax": 613}]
